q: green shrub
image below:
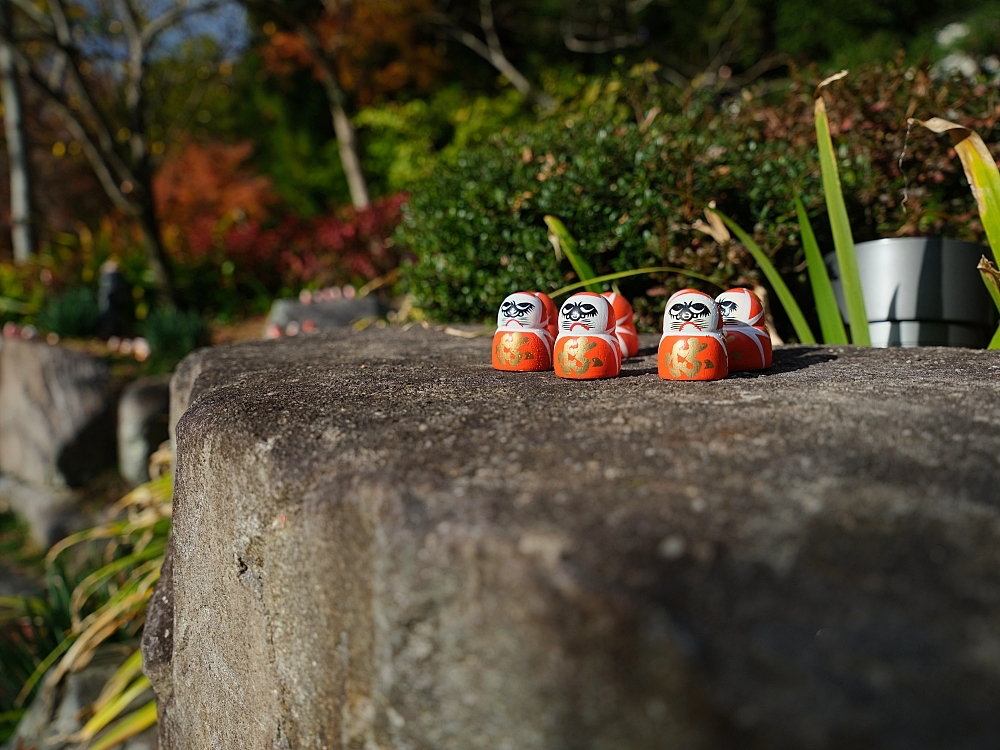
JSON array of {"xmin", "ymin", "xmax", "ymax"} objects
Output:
[
  {"xmin": 36, "ymin": 287, "xmax": 99, "ymax": 338},
  {"xmin": 399, "ymin": 61, "xmax": 1000, "ymax": 334},
  {"xmin": 141, "ymin": 308, "xmax": 206, "ymax": 373}
]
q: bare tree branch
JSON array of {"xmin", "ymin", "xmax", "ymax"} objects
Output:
[
  {"xmin": 142, "ymin": 0, "xmax": 224, "ymax": 46},
  {"xmin": 560, "ymin": 19, "xmax": 640, "ymax": 53},
  {"xmin": 429, "ymin": 1, "xmax": 555, "ymax": 110},
  {"xmin": 252, "ymin": 0, "xmax": 371, "ymax": 208},
  {"xmin": 9, "ymin": 0, "xmax": 49, "ymax": 30}
]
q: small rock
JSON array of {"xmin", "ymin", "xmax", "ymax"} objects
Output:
[
  {"xmin": 0, "ymin": 339, "xmax": 117, "ymax": 487},
  {"xmin": 263, "ymin": 296, "xmax": 380, "ymax": 337},
  {"xmin": 118, "ymin": 376, "xmax": 170, "ymax": 485}
]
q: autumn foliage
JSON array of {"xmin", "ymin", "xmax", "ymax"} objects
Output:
[
  {"xmin": 153, "ymin": 140, "xmax": 405, "ymax": 292},
  {"xmin": 261, "ymin": 0, "xmax": 444, "ymax": 103}
]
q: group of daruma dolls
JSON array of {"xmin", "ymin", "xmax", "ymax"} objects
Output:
[{"xmin": 492, "ymin": 288, "xmax": 772, "ymax": 380}]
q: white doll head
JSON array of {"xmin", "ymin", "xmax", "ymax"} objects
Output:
[
  {"xmin": 715, "ymin": 287, "xmax": 765, "ymax": 327},
  {"xmin": 558, "ymin": 292, "xmax": 614, "ymax": 336},
  {"xmin": 663, "ymin": 289, "xmax": 722, "ymax": 333},
  {"xmin": 497, "ymin": 292, "xmax": 545, "ymax": 330}
]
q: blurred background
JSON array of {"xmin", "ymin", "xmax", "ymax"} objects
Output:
[
  {"xmin": 1, "ymin": 3, "xmax": 1000, "ymax": 745},
  {"xmin": 0, "ymin": 0, "xmax": 998, "ymax": 351}
]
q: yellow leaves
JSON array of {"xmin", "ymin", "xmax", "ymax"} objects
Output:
[
  {"xmin": 911, "ymin": 117, "xmax": 1000, "ymax": 259},
  {"xmin": 913, "ymin": 117, "xmax": 1000, "ymax": 346}
]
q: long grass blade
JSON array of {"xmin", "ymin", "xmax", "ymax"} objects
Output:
[
  {"xmin": 795, "ymin": 194, "xmax": 848, "ymax": 344},
  {"xmin": 814, "ymin": 92, "xmax": 869, "ymax": 345},
  {"xmin": 14, "ymin": 634, "xmax": 77, "ymax": 707},
  {"xmin": 912, "ymin": 117, "xmax": 1000, "ymax": 262},
  {"xmin": 92, "ymin": 650, "xmax": 145, "ymax": 715},
  {"xmin": 86, "ymin": 700, "xmax": 157, "ymax": 750},
  {"xmin": 543, "ymin": 216, "xmax": 600, "ymax": 292},
  {"xmin": 73, "ymin": 675, "xmax": 151, "ymax": 743},
  {"xmin": 70, "ymin": 541, "xmax": 166, "ymax": 619},
  {"xmin": 551, "ymin": 266, "xmax": 724, "ymax": 298},
  {"xmin": 710, "ymin": 208, "xmax": 817, "ymax": 344},
  {"xmin": 977, "ymin": 256, "xmax": 1000, "ymax": 349}
]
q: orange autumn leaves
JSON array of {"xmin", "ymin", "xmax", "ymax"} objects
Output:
[
  {"xmin": 153, "ymin": 141, "xmax": 277, "ymax": 258},
  {"xmin": 261, "ymin": 0, "xmax": 444, "ymax": 104}
]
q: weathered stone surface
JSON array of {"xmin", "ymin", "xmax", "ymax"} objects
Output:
[
  {"xmin": 147, "ymin": 328, "xmax": 1000, "ymax": 750},
  {"xmin": 118, "ymin": 376, "xmax": 170, "ymax": 485},
  {"xmin": 0, "ymin": 340, "xmax": 117, "ymax": 487}
]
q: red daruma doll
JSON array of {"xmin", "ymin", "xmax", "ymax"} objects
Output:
[
  {"xmin": 492, "ymin": 292, "xmax": 559, "ymax": 371},
  {"xmin": 715, "ymin": 287, "xmax": 772, "ymax": 371},
  {"xmin": 657, "ymin": 289, "xmax": 728, "ymax": 381},
  {"xmin": 554, "ymin": 292, "xmax": 622, "ymax": 379},
  {"xmin": 602, "ymin": 291, "xmax": 639, "ymax": 358}
]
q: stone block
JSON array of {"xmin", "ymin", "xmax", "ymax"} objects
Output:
[
  {"xmin": 0, "ymin": 339, "xmax": 117, "ymax": 487},
  {"xmin": 146, "ymin": 329, "xmax": 1000, "ymax": 750},
  {"xmin": 118, "ymin": 376, "xmax": 170, "ymax": 485},
  {"xmin": 0, "ymin": 475, "xmax": 81, "ymax": 548},
  {"xmin": 265, "ymin": 296, "xmax": 380, "ymax": 335}
]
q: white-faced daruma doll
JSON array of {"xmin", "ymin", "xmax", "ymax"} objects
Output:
[
  {"xmin": 554, "ymin": 292, "xmax": 622, "ymax": 379},
  {"xmin": 492, "ymin": 291, "xmax": 559, "ymax": 371},
  {"xmin": 715, "ymin": 287, "xmax": 772, "ymax": 371},
  {"xmin": 657, "ymin": 289, "xmax": 728, "ymax": 381}
]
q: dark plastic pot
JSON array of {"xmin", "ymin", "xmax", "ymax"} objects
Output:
[{"xmin": 826, "ymin": 238, "xmax": 996, "ymax": 347}]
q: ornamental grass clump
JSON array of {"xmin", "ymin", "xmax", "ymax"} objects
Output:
[{"xmin": 0, "ymin": 457, "xmax": 172, "ymax": 748}]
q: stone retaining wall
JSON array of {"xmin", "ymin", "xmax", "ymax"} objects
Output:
[{"xmin": 146, "ymin": 328, "xmax": 1000, "ymax": 749}]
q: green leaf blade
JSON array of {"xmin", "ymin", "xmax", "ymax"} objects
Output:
[
  {"xmin": 815, "ymin": 96, "xmax": 870, "ymax": 345},
  {"xmin": 86, "ymin": 700, "xmax": 157, "ymax": 750},
  {"xmin": 710, "ymin": 208, "xmax": 816, "ymax": 344},
  {"xmin": 795, "ymin": 195, "xmax": 848, "ymax": 344},
  {"xmin": 543, "ymin": 216, "xmax": 600, "ymax": 292},
  {"xmin": 550, "ymin": 266, "xmax": 724, "ymax": 298}
]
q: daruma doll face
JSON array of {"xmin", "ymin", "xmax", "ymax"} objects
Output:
[
  {"xmin": 498, "ymin": 292, "xmax": 545, "ymax": 330},
  {"xmin": 559, "ymin": 293, "xmax": 613, "ymax": 335},
  {"xmin": 663, "ymin": 289, "xmax": 721, "ymax": 333},
  {"xmin": 715, "ymin": 288, "xmax": 764, "ymax": 327}
]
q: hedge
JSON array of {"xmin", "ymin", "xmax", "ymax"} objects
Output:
[{"xmin": 398, "ymin": 60, "xmax": 1000, "ymax": 336}]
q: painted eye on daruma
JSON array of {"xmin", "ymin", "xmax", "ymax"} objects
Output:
[
  {"xmin": 501, "ymin": 300, "xmax": 536, "ymax": 317},
  {"xmin": 561, "ymin": 302, "xmax": 598, "ymax": 320}
]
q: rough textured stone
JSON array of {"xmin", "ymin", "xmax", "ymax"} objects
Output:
[
  {"xmin": 118, "ymin": 376, "xmax": 170, "ymax": 485},
  {"xmin": 146, "ymin": 328, "xmax": 1000, "ymax": 750},
  {"xmin": 0, "ymin": 340, "xmax": 117, "ymax": 487}
]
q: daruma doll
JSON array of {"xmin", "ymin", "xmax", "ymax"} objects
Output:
[
  {"xmin": 715, "ymin": 287, "xmax": 772, "ymax": 371},
  {"xmin": 657, "ymin": 289, "xmax": 728, "ymax": 381},
  {"xmin": 602, "ymin": 291, "xmax": 639, "ymax": 358},
  {"xmin": 554, "ymin": 292, "xmax": 622, "ymax": 380},
  {"xmin": 492, "ymin": 292, "xmax": 559, "ymax": 372}
]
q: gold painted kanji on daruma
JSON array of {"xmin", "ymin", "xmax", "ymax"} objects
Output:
[{"xmin": 657, "ymin": 289, "xmax": 729, "ymax": 381}]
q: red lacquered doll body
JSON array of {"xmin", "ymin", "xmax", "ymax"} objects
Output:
[
  {"xmin": 492, "ymin": 292, "xmax": 558, "ymax": 372},
  {"xmin": 657, "ymin": 289, "xmax": 729, "ymax": 381},
  {"xmin": 602, "ymin": 291, "xmax": 639, "ymax": 358},
  {"xmin": 716, "ymin": 288, "xmax": 772, "ymax": 371},
  {"xmin": 554, "ymin": 293, "xmax": 622, "ymax": 379}
]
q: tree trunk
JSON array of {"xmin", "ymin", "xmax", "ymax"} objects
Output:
[
  {"xmin": 327, "ymin": 90, "xmax": 370, "ymax": 210},
  {"xmin": 137, "ymin": 187, "xmax": 175, "ymax": 307},
  {"xmin": 0, "ymin": 0, "xmax": 34, "ymax": 264}
]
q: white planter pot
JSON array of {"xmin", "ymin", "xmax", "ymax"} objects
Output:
[{"xmin": 826, "ymin": 238, "xmax": 996, "ymax": 347}]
